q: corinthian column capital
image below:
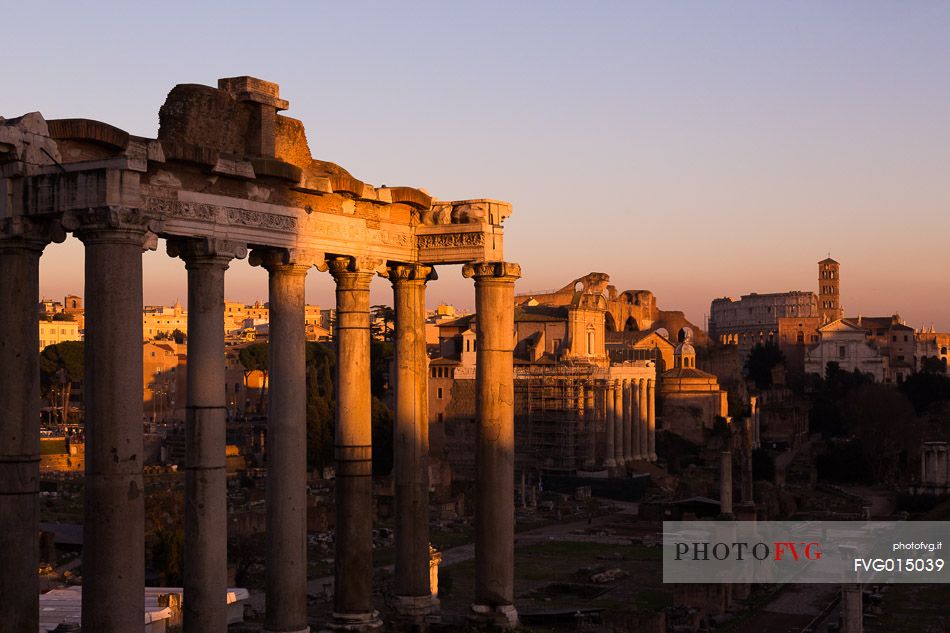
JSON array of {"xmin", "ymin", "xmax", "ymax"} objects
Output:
[
  {"xmin": 462, "ymin": 260, "xmax": 521, "ymax": 282},
  {"xmin": 328, "ymin": 254, "xmax": 383, "ymax": 289},
  {"xmin": 383, "ymin": 262, "xmax": 437, "ymax": 286},
  {"xmin": 167, "ymin": 237, "xmax": 247, "ymax": 267},
  {"xmin": 248, "ymin": 246, "xmax": 323, "ymax": 273},
  {"xmin": 63, "ymin": 205, "xmax": 163, "ymax": 249},
  {"xmin": 0, "ymin": 215, "xmax": 66, "ymax": 251}
]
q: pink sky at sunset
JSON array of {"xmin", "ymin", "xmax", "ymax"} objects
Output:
[{"xmin": 7, "ymin": 2, "xmax": 950, "ymax": 330}]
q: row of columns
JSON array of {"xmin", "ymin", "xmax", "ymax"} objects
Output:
[
  {"xmin": 0, "ymin": 206, "xmax": 522, "ymax": 633},
  {"xmin": 601, "ymin": 378, "xmax": 655, "ymax": 467}
]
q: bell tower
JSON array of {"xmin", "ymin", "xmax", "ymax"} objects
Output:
[{"xmin": 818, "ymin": 257, "xmax": 842, "ymax": 323}]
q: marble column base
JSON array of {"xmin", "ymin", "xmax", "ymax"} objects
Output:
[
  {"xmin": 390, "ymin": 594, "xmax": 441, "ymax": 626},
  {"xmin": 470, "ymin": 603, "xmax": 519, "ymax": 629},
  {"xmin": 327, "ymin": 611, "xmax": 383, "ymax": 631}
]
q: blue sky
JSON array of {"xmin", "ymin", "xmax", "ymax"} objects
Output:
[{"xmin": 6, "ymin": 2, "xmax": 950, "ymax": 328}]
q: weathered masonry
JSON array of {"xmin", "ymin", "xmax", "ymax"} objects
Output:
[{"xmin": 0, "ymin": 77, "xmax": 520, "ymax": 632}]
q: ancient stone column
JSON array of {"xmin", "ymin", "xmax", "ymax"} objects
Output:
[
  {"xmin": 251, "ymin": 248, "xmax": 312, "ymax": 633},
  {"xmin": 387, "ymin": 262, "xmax": 436, "ymax": 622},
  {"xmin": 70, "ymin": 207, "xmax": 156, "ymax": 633},
  {"xmin": 647, "ymin": 378, "xmax": 657, "ymax": 461},
  {"xmin": 169, "ymin": 239, "xmax": 246, "ymax": 633},
  {"xmin": 921, "ymin": 447, "xmax": 928, "ymax": 484},
  {"xmin": 0, "ymin": 218, "xmax": 61, "ymax": 633},
  {"xmin": 637, "ymin": 379, "xmax": 648, "ymax": 461},
  {"xmin": 719, "ymin": 451, "xmax": 733, "ymax": 519},
  {"xmin": 630, "ymin": 378, "xmax": 643, "ymax": 461},
  {"xmin": 621, "ymin": 379, "xmax": 632, "ymax": 465},
  {"xmin": 613, "ymin": 379, "xmax": 624, "ymax": 466},
  {"xmin": 604, "ymin": 380, "xmax": 616, "ymax": 468},
  {"xmin": 463, "ymin": 261, "xmax": 521, "ymax": 628},
  {"xmin": 584, "ymin": 382, "xmax": 596, "ymax": 467},
  {"xmin": 329, "ymin": 255, "xmax": 382, "ymax": 631},
  {"xmin": 841, "ymin": 583, "xmax": 863, "ymax": 633},
  {"xmin": 741, "ymin": 417, "xmax": 754, "ymax": 505}
]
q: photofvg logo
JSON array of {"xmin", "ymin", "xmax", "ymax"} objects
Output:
[
  {"xmin": 662, "ymin": 521, "xmax": 950, "ymax": 584},
  {"xmin": 674, "ymin": 540, "xmax": 822, "ymax": 563}
]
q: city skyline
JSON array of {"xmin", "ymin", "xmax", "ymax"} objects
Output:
[{"xmin": 10, "ymin": 1, "xmax": 950, "ymax": 329}]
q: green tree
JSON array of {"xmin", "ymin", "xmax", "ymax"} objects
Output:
[
  {"xmin": 839, "ymin": 384, "xmax": 918, "ymax": 482},
  {"xmin": 239, "ymin": 343, "xmax": 269, "ymax": 411},
  {"xmin": 744, "ymin": 343, "xmax": 785, "ymax": 389},
  {"xmin": 919, "ymin": 356, "xmax": 948, "ymax": 375},
  {"xmin": 306, "ymin": 342, "xmax": 336, "ymax": 471},
  {"xmin": 40, "ymin": 341, "xmax": 84, "ymax": 422},
  {"xmin": 370, "ymin": 304, "xmax": 395, "ymax": 341},
  {"xmin": 900, "ymin": 370, "xmax": 950, "ymax": 415}
]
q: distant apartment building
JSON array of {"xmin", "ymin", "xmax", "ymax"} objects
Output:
[
  {"xmin": 38, "ymin": 319, "xmax": 82, "ymax": 352},
  {"xmin": 143, "ymin": 340, "xmax": 186, "ymax": 421},
  {"xmin": 143, "ymin": 300, "xmax": 188, "ymax": 339}
]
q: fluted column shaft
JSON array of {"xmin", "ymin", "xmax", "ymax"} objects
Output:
[
  {"xmin": 584, "ymin": 384, "xmax": 596, "ymax": 467},
  {"xmin": 77, "ymin": 212, "xmax": 150, "ymax": 633},
  {"xmin": 631, "ymin": 379, "xmax": 641, "ymax": 460},
  {"xmin": 621, "ymin": 379, "xmax": 632, "ymax": 465},
  {"xmin": 604, "ymin": 381, "xmax": 616, "ymax": 467},
  {"xmin": 259, "ymin": 253, "xmax": 309, "ymax": 633},
  {"xmin": 638, "ymin": 379, "xmax": 648, "ymax": 460},
  {"xmin": 0, "ymin": 236, "xmax": 46, "ymax": 633},
  {"xmin": 388, "ymin": 263, "xmax": 435, "ymax": 618},
  {"xmin": 719, "ymin": 451, "xmax": 733, "ymax": 518},
  {"xmin": 613, "ymin": 380, "xmax": 624, "ymax": 465},
  {"xmin": 330, "ymin": 256, "xmax": 381, "ymax": 630},
  {"xmin": 647, "ymin": 379, "xmax": 656, "ymax": 461},
  {"xmin": 464, "ymin": 261, "xmax": 520, "ymax": 628},
  {"xmin": 171, "ymin": 240, "xmax": 244, "ymax": 633}
]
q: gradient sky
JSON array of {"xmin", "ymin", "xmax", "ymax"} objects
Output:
[{"xmin": 5, "ymin": 2, "xmax": 950, "ymax": 329}]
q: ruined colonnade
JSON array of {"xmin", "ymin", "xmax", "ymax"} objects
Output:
[
  {"xmin": 593, "ymin": 377, "xmax": 656, "ymax": 469},
  {"xmin": 0, "ymin": 77, "xmax": 521, "ymax": 633}
]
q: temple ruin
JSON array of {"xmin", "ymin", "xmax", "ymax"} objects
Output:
[{"xmin": 0, "ymin": 76, "xmax": 520, "ymax": 632}]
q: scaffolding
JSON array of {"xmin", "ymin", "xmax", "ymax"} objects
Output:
[{"xmin": 515, "ymin": 363, "xmax": 599, "ymax": 474}]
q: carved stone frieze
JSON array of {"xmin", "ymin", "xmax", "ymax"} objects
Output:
[
  {"xmin": 417, "ymin": 231, "xmax": 485, "ymax": 250},
  {"xmin": 226, "ymin": 208, "xmax": 297, "ymax": 231},
  {"xmin": 144, "ymin": 195, "xmax": 298, "ymax": 232}
]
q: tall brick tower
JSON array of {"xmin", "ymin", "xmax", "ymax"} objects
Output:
[{"xmin": 818, "ymin": 257, "xmax": 842, "ymax": 323}]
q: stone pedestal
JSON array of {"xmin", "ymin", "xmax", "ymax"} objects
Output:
[
  {"xmin": 330, "ymin": 256, "xmax": 382, "ymax": 631},
  {"xmin": 252, "ymin": 249, "xmax": 311, "ymax": 633},
  {"xmin": 0, "ymin": 220, "xmax": 59, "ymax": 633},
  {"xmin": 170, "ymin": 239, "xmax": 245, "ymax": 633},
  {"xmin": 74, "ymin": 208, "xmax": 153, "ymax": 633},
  {"xmin": 463, "ymin": 262, "xmax": 520, "ymax": 629},
  {"xmin": 388, "ymin": 263, "xmax": 437, "ymax": 624}
]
